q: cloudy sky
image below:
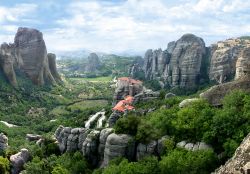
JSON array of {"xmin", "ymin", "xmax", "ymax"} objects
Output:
[{"xmin": 0, "ymin": 0, "xmax": 250, "ymax": 55}]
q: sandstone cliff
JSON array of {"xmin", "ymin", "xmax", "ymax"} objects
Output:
[
  {"xmin": 0, "ymin": 27, "xmax": 61, "ymax": 86},
  {"xmin": 209, "ymin": 38, "xmax": 250, "ymax": 84},
  {"xmin": 143, "ymin": 34, "xmax": 206, "ymax": 88},
  {"xmin": 214, "ymin": 133, "xmax": 250, "ymax": 174},
  {"xmin": 141, "ymin": 35, "xmax": 250, "ymax": 89}
]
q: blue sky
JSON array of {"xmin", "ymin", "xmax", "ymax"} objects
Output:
[{"xmin": 0, "ymin": 0, "xmax": 250, "ymax": 55}]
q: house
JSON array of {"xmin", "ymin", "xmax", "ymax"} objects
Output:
[{"xmin": 112, "ymin": 95, "xmax": 135, "ymax": 112}]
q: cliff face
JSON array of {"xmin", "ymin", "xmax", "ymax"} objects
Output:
[
  {"xmin": 141, "ymin": 35, "xmax": 250, "ymax": 89},
  {"xmin": 143, "ymin": 34, "xmax": 206, "ymax": 88},
  {"xmin": 209, "ymin": 38, "xmax": 250, "ymax": 83},
  {"xmin": 214, "ymin": 133, "xmax": 250, "ymax": 174},
  {"xmin": 0, "ymin": 27, "xmax": 61, "ymax": 86}
]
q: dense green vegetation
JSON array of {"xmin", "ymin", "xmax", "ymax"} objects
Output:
[
  {"xmin": 58, "ymin": 54, "xmax": 141, "ymax": 78},
  {"xmin": 1, "ymin": 65, "xmax": 249, "ymax": 174}
]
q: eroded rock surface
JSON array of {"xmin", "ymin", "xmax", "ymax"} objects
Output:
[
  {"xmin": 209, "ymin": 39, "xmax": 250, "ymax": 84},
  {"xmin": 143, "ymin": 34, "xmax": 206, "ymax": 88},
  {"xmin": 214, "ymin": 133, "xmax": 250, "ymax": 174},
  {"xmin": 0, "ymin": 27, "xmax": 61, "ymax": 86},
  {"xmin": 103, "ymin": 133, "xmax": 135, "ymax": 166},
  {"xmin": 10, "ymin": 148, "xmax": 30, "ymax": 174},
  {"xmin": 0, "ymin": 133, "xmax": 8, "ymax": 151},
  {"xmin": 200, "ymin": 79, "xmax": 250, "ymax": 106}
]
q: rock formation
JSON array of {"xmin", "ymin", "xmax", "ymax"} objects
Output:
[
  {"xmin": 10, "ymin": 148, "xmax": 30, "ymax": 174},
  {"xmin": 141, "ymin": 35, "xmax": 250, "ymax": 89},
  {"xmin": 0, "ymin": 27, "xmax": 61, "ymax": 86},
  {"xmin": 214, "ymin": 133, "xmax": 250, "ymax": 174},
  {"xmin": 235, "ymin": 47, "xmax": 250, "ymax": 80},
  {"xmin": 0, "ymin": 43, "xmax": 17, "ymax": 86},
  {"xmin": 113, "ymin": 77, "xmax": 143, "ymax": 104},
  {"xmin": 103, "ymin": 133, "xmax": 135, "ymax": 166},
  {"xmin": 179, "ymin": 98, "xmax": 200, "ymax": 108},
  {"xmin": 143, "ymin": 34, "xmax": 206, "ymax": 88},
  {"xmin": 48, "ymin": 53, "xmax": 62, "ymax": 83},
  {"xmin": 0, "ymin": 133, "xmax": 8, "ymax": 151},
  {"xmin": 209, "ymin": 38, "xmax": 250, "ymax": 83},
  {"xmin": 176, "ymin": 141, "xmax": 212, "ymax": 151},
  {"xmin": 85, "ymin": 53, "xmax": 101, "ymax": 73},
  {"xmin": 54, "ymin": 126, "xmax": 168, "ymax": 167},
  {"xmin": 200, "ymin": 79, "xmax": 250, "ymax": 106}
]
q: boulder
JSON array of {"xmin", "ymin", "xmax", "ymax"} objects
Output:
[
  {"xmin": 179, "ymin": 98, "xmax": 200, "ymax": 108},
  {"xmin": 136, "ymin": 140, "xmax": 157, "ymax": 160},
  {"xmin": 177, "ymin": 141, "xmax": 212, "ymax": 151},
  {"xmin": 0, "ymin": 133, "xmax": 8, "ymax": 151},
  {"xmin": 82, "ymin": 130, "xmax": 100, "ymax": 166},
  {"xmin": 26, "ymin": 134, "xmax": 42, "ymax": 142},
  {"xmin": 103, "ymin": 133, "xmax": 135, "ymax": 166},
  {"xmin": 10, "ymin": 148, "xmax": 30, "ymax": 174},
  {"xmin": 214, "ymin": 133, "xmax": 250, "ymax": 174},
  {"xmin": 200, "ymin": 79, "xmax": 250, "ymax": 106},
  {"xmin": 98, "ymin": 128, "xmax": 114, "ymax": 162}
]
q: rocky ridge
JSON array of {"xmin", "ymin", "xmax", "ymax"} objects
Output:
[
  {"xmin": 55, "ymin": 126, "xmax": 169, "ymax": 167},
  {"xmin": 214, "ymin": 133, "xmax": 250, "ymax": 174},
  {"xmin": 0, "ymin": 27, "xmax": 61, "ymax": 86},
  {"xmin": 141, "ymin": 34, "xmax": 250, "ymax": 89}
]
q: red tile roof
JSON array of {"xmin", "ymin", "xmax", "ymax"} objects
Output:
[{"xmin": 112, "ymin": 95, "xmax": 135, "ymax": 112}]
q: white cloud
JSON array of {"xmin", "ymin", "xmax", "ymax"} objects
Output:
[
  {"xmin": 0, "ymin": 4, "xmax": 37, "ymax": 23},
  {"xmin": 1, "ymin": 0, "xmax": 250, "ymax": 55}
]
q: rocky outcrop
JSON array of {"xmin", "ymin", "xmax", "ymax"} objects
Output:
[
  {"xmin": 26, "ymin": 134, "xmax": 41, "ymax": 142},
  {"xmin": 136, "ymin": 140, "xmax": 158, "ymax": 161},
  {"xmin": 143, "ymin": 34, "xmax": 206, "ymax": 88},
  {"xmin": 0, "ymin": 133, "xmax": 8, "ymax": 151},
  {"xmin": 0, "ymin": 27, "xmax": 61, "ymax": 86},
  {"xmin": 179, "ymin": 98, "xmax": 200, "ymax": 108},
  {"xmin": 54, "ymin": 125, "xmax": 169, "ymax": 167},
  {"xmin": 235, "ymin": 47, "xmax": 250, "ymax": 80},
  {"xmin": 177, "ymin": 141, "xmax": 212, "ymax": 151},
  {"xmin": 200, "ymin": 79, "xmax": 250, "ymax": 106},
  {"xmin": 209, "ymin": 39, "xmax": 250, "ymax": 84},
  {"xmin": 48, "ymin": 53, "xmax": 62, "ymax": 83},
  {"xmin": 142, "ymin": 36, "xmax": 250, "ymax": 89},
  {"xmin": 85, "ymin": 53, "xmax": 101, "ymax": 73},
  {"xmin": 82, "ymin": 130, "xmax": 100, "ymax": 166},
  {"xmin": 214, "ymin": 133, "xmax": 250, "ymax": 174},
  {"xmin": 103, "ymin": 133, "xmax": 136, "ymax": 166},
  {"xmin": 10, "ymin": 148, "xmax": 30, "ymax": 174},
  {"xmin": 113, "ymin": 77, "xmax": 143, "ymax": 104},
  {"xmin": 0, "ymin": 43, "xmax": 17, "ymax": 86},
  {"xmin": 14, "ymin": 27, "xmax": 56, "ymax": 85}
]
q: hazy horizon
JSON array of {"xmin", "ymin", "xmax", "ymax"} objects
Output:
[{"xmin": 0, "ymin": 0, "xmax": 250, "ymax": 55}]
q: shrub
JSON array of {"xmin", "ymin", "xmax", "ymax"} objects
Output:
[
  {"xmin": 0, "ymin": 157, "xmax": 10, "ymax": 174},
  {"xmin": 159, "ymin": 149, "xmax": 218, "ymax": 174},
  {"xmin": 51, "ymin": 165, "xmax": 69, "ymax": 174},
  {"xmin": 114, "ymin": 115, "xmax": 141, "ymax": 136}
]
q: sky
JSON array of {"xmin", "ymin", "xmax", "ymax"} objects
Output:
[{"xmin": 0, "ymin": 0, "xmax": 250, "ymax": 55}]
